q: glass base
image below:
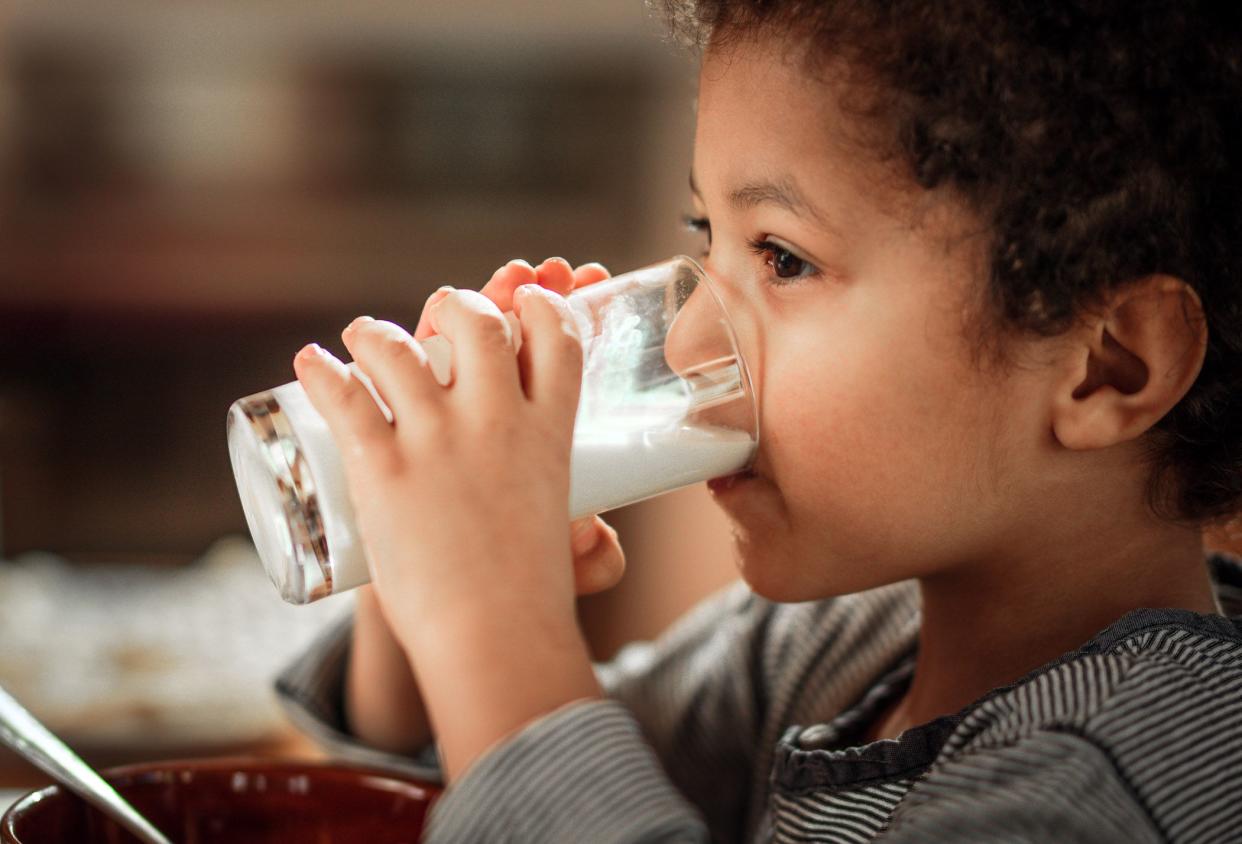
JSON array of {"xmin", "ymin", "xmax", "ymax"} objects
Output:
[{"xmin": 227, "ymin": 395, "xmax": 333, "ymax": 604}]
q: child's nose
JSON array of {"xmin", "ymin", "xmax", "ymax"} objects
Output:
[
  {"xmin": 664, "ymin": 281, "xmax": 719, "ymax": 376},
  {"xmin": 664, "ymin": 280, "xmax": 755, "ymax": 431}
]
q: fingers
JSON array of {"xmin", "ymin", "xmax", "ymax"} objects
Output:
[
  {"xmin": 293, "ymin": 343, "xmax": 395, "ymax": 466},
  {"xmin": 472, "ymin": 257, "xmax": 573, "ymax": 312},
  {"xmin": 483, "ymin": 260, "xmax": 539, "ymax": 308},
  {"xmin": 513, "ymin": 284, "xmax": 584, "ymax": 422},
  {"xmin": 534, "ymin": 257, "xmax": 575, "ymax": 296},
  {"xmin": 340, "ymin": 317, "xmax": 443, "ymax": 427},
  {"xmin": 416, "ymin": 260, "xmax": 536, "ymax": 341},
  {"xmin": 572, "ymin": 262, "xmax": 611, "ymax": 289},
  {"xmin": 426, "ymin": 288, "xmax": 525, "ymax": 405},
  {"xmin": 570, "ymin": 516, "xmax": 626, "ymax": 595},
  {"xmin": 413, "ymin": 285, "xmax": 465, "ymax": 341},
  {"xmin": 414, "ymin": 258, "xmax": 603, "ymax": 341}
]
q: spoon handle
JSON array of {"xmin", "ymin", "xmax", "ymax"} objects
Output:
[{"xmin": 0, "ymin": 685, "xmax": 174, "ymax": 844}]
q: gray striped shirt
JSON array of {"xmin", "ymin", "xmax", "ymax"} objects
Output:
[{"xmin": 277, "ymin": 553, "xmax": 1242, "ymax": 842}]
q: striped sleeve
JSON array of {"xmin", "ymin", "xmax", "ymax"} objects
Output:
[
  {"xmin": 276, "ymin": 580, "xmax": 773, "ymax": 841},
  {"xmin": 425, "ymin": 581, "xmax": 771, "ymax": 843},
  {"xmin": 424, "ymin": 699, "xmax": 708, "ymax": 843},
  {"xmin": 274, "ymin": 613, "xmax": 444, "ymax": 782},
  {"xmin": 592, "ymin": 581, "xmax": 773, "ymax": 842}
]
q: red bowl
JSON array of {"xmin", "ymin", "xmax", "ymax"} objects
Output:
[{"xmin": 0, "ymin": 757, "xmax": 441, "ymax": 844}]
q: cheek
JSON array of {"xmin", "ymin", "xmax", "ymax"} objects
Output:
[{"xmin": 761, "ymin": 322, "xmax": 1000, "ymax": 572}]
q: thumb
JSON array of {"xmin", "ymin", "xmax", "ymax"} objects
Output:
[{"xmin": 570, "ymin": 516, "xmax": 626, "ymax": 595}]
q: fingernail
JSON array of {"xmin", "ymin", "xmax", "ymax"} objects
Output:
[
  {"xmin": 344, "ymin": 316, "xmax": 373, "ymax": 337},
  {"xmin": 509, "ymin": 259, "xmax": 534, "ymax": 270},
  {"xmin": 297, "ymin": 342, "xmax": 324, "ymax": 360}
]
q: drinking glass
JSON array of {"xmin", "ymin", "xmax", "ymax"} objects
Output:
[{"xmin": 227, "ymin": 256, "xmax": 758, "ymax": 604}]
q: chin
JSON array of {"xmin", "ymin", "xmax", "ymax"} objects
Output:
[
  {"xmin": 714, "ymin": 476, "xmax": 904, "ymax": 600},
  {"xmin": 729, "ymin": 530, "xmax": 826, "ymax": 603},
  {"xmin": 740, "ymin": 571, "xmax": 821, "ymax": 603},
  {"xmin": 729, "ymin": 528, "xmax": 901, "ymax": 604}
]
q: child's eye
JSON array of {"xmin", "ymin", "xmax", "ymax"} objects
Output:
[
  {"xmin": 747, "ymin": 239, "xmax": 818, "ymax": 285},
  {"xmin": 681, "ymin": 214, "xmax": 712, "ymax": 257}
]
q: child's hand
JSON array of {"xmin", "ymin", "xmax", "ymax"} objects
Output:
[
  {"xmin": 292, "ymin": 256, "xmax": 616, "ymax": 780},
  {"xmin": 414, "ymin": 257, "xmax": 626, "ymax": 596}
]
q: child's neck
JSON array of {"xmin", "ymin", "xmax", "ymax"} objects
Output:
[{"xmin": 864, "ymin": 510, "xmax": 1214, "ymax": 744}]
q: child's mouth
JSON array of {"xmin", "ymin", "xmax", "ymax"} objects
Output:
[{"xmin": 707, "ymin": 469, "xmax": 758, "ymax": 494}]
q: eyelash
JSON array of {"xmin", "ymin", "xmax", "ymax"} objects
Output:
[
  {"xmin": 681, "ymin": 214, "xmax": 819, "ymax": 287},
  {"xmin": 682, "ymin": 214, "xmax": 711, "ymax": 254}
]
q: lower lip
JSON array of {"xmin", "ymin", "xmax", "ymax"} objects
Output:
[{"xmin": 707, "ymin": 471, "xmax": 757, "ymax": 495}]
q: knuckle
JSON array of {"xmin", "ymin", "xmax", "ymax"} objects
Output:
[
  {"xmin": 373, "ymin": 330, "xmax": 415, "ymax": 362},
  {"xmin": 480, "ymin": 321, "xmax": 516, "ymax": 352},
  {"xmin": 344, "ymin": 396, "xmax": 387, "ymax": 435},
  {"xmin": 353, "ymin": 440, "xmax": 403, "ymax": 480},
  {"xmin": 406, "ymin": 406, "xmax": 451, "ymax": 443},
  {"xmin": 427, "ymin": 414, "xmax": 454, "ymax": 443},
  {"xmin": 529, "ymin": 291, "xmax": 582, "ymax": 346},
  {"xmin": 487, "ymin": 413, "xmax": 525, "ymax": 446},
  {"xmin": 328, "ymin": 375, "xmax": 386, "ymax": 424},
  {"xmin": 468, "ymin": 315, "xmax": 515, "ymax": 351},
  {"xmin": 373, "ymin": 441, "xmax": 406, "ymax": 472},
  {"xmin": 352, "ymin": 321, "xmax": 410, "ymax": 359},
  {"xmin": 324, "ymin": 374, "xmax": 362, "ymax": 408},
  {"xmin": 453, "ymin": 291, "xmax": 509, "ymax": 331}
]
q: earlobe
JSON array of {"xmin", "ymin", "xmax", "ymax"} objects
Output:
[{"xmin": 1051, "ymin": 275, "xmax": 1206, "ymax": 452}]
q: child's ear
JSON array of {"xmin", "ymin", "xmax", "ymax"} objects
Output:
[{"xmin": 1050, "ymin": 275, "xmax": 1207, "ymax": 451}]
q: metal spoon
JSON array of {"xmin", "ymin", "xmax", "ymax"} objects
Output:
[{"xmin": 0, "ymin": 684, "xmax": 174, "ymax": 844}]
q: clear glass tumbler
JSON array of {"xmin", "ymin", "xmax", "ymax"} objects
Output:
[{"xmin": 227, "ymin": 255, "xmax": 758, "ymax": 604}]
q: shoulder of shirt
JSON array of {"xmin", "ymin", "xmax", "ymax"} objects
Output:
[
  {"xmin": 924, "ymin": 601, "xmax": 1242, "ymax": 838},
  {"xmin": 923, "ymin": 556, "xmax": 1242, "ymax": 836},
  {"xmin": 1075, "ymin": 551, "xmax": 1242, "ymax": 714},
  {"xmin": 920, "ymin": 553, "xmax": 1242, "ymax": 751},
  {"xmin": 941, "ymin": 593, "xmax": 1242, "ymax": 752}
]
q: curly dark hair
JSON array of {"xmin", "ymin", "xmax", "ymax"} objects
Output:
[{"xmin": 654, "ymin": 0, "xmax": 1242, "ymax": 524}]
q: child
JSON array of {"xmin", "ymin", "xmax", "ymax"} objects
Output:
[{"xmin": 277, "ymin": 1, "xmax": 1242, "ymax": 841}]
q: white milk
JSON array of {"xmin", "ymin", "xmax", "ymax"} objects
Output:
[
  {"xmin": 568, "ymin": 426, "xmax": 754, "ymax": 518},
  {"xmin": 261, "ymin": 402, "xmax": 755, "ymax": 597}
]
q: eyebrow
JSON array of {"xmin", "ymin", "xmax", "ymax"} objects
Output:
[{"xmin": 689, "ymin": 169, "xmax": 837, "ymax": 234}]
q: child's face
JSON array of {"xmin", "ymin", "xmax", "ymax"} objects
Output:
[{"xmin": 692, "ymin": 38, "xmax": 1059, "ymax": 601}]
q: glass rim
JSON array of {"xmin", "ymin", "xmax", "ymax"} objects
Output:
[{"xmin": 669, "ymin": 254, "xmax": 761, "ymax": 459}]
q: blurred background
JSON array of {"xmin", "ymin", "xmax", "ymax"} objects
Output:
[{"xmin": 0, "ymin": 0, "xmax": 740, "ymax": 785}]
